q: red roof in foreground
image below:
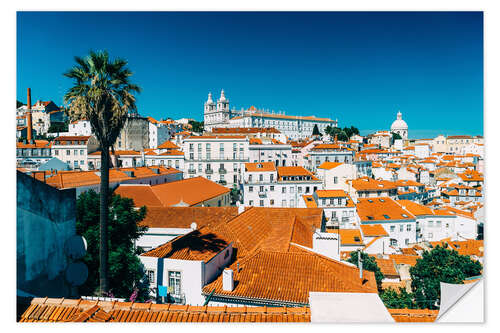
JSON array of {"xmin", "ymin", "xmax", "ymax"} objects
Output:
[{"xmin": 20, "ymin": 298, "xmax": 310, "ymax": 322}]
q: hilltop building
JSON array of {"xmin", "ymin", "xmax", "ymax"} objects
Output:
[
  {"xmin": 390, "ymin": 111, "xmax": 408, "ymax": 140},
  {"xmin": 203, "ymin": 90, "xmax": 338, "ymax": 139}
]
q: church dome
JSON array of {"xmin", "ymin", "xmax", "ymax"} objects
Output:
[{"xmin": 391, "ymin": 111, "xmax": 408, "ymax": 130}]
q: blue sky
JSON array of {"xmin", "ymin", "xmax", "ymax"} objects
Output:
[{"xmin": 17, "ymin": 11, "xmax": 483, "ymax": 138}]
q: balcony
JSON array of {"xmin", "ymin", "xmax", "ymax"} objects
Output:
[
  {"xmin": 205, "ymin": 168, "xmax": 214, "ymax": 174},
  {"xmin": 258, "ymin": 190, "xmax": 267, "ymax": 197},
  {"xmin": 219, "ymin": 168, "xmax": 227, "ymax": 174},
  {"xmin": 188, "ymin": 169, "xmax": 196, "ymax": 174},
  {"xmin": 218, "ymin": 180, "xmax": 227, "ymax": 186},
  {"xmin": 341, "ymin": 217, "xmax": 350, "ymax": 222}
]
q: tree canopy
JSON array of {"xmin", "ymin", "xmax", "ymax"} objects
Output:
[
  {"xmin": 409, "ymin": 245, "xmax": 482, "ymax": 309},
  {"xmin": 189, "ymin": 120, "xmax": 204, "ymax": 133},
  {"xmin": 76, "ymin": 190, "xmax": 150, "ymax": 301},
  {"xmin": 312, "ymin": 124, "xmax": 321, "ymax": 136},
  {"xmin": 392, "ymin": 132, "xmax": 402, "ymax": 141},
  {"xmin": 347, "ymin": 251, "xmax": 384, "ymax": 290},
  {"xmin": 379, "ymin": 287, "xmax": 417, "ymax": 309}
]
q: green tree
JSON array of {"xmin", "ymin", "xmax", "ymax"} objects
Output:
[
  {"xmin": 392, "ymin": 132, "xmax": 402, "ymax": 141},
  {"xmin": 64, "ymin": 50, "xmax": 141, "ymax": 295},
  {"xmin": 76, "ymin": 190, "xmax": 150, "ymax": 301},
  {"xmin": 410, "ymin": 245, "xmax": 482, "ymax": 309},
  {"xmin": 379, "ymin": 287, "xmax": 417, "ymax": 309},
  {"xmin": 189, "ymin": 120, "xmax": 204, "ymax": 133},
  {"xmin": 17, "ymin": 100, "xmax": 24, "ymax": 108},
  {"xmin": 312, "ymin": 124, "xmax": 321, "ymax": 136},
  {"xmin": 48, "ymin": 122, "xmax": 68, "ymax": 133},
  {"xmin": 347, "ymin": 251, "xmax": 384, "ymax": 290}
]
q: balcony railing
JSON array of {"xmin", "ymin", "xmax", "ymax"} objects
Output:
[
  {"xmin": 258, "ymin": 190, "xmax": 267, "ymax": 197},
  {"xmin": 188, "ymin": 169, "xmax": 196, "ymax": 174},
  {"xmin": 341, "ymin": 217, "xmax": 350, "ymax": 222},
  {"xmin": 219, "ymin": 168, "xmax": 227, "ymax": 174},
  {"xmin": 205, "ymin": 169, "xmax": 214, "ymax": 174}
]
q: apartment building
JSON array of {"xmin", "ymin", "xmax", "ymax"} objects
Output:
[
  {"xmin": 183, "ymin": 135, "xmax": 249, "ymax": 187},
  {"xmin": 51, "ymin": 135, "xmax": 99, "ymax": 171},
  {"xmin": 248, "ymin": 137, "xmax": 293, "ymax": 166},
  {"xmin": 304, "ymin": 143, "xmax": 355, "ymax": 173},
  {"xmin": 357, "ymin": 197, "xmax": 417, "ymax": 248},
  {"xmin": 301, "ymin": 189, "xmax": 357, "ymax": 229},
  {"xmin": 242, "ymin": 163, "xmax": 322, "ymax": 208}
]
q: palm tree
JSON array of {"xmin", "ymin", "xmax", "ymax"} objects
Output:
[{"xmin": 63, "ymin": 50, "xmax": 141, "ymax": 295}]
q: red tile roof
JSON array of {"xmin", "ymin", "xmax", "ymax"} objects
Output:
[
  {"xmin": 360, "ymin": 224, "xmax": 389, "ymax": 237},
  {"xmin": 20, "ymin": 298, "xmax": 311, "ymax": 322},
  {"xmin": 203, "ymin": 246, "xmax": 377, "ymax": 305},
  {"xmin": 388, "ymin": 308, "xmax": 438, "ymax": 322},
  {"xmin": 139, "ymin": 206, "xmax": 239, "ymax": 229},
  {"xmin": 357, "ymin": 197, "xmax": 415, "ymax": 222},
  {"xmin": 245, "ymin": 162, "xmax": 277, "ymax": 172},
  {"xmin": 115, "ymin": 177, "xmax": 230, "ymax": 207}
]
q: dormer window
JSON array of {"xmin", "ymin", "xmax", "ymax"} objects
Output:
[
  {"xmin": 402, "ymin": 214, "xmax": 409, "ymax": 218},
  {"xmin": 367, "ymin": 199, "xmax": 373, "ymax": 203},
  {"xmin": 383, "ymin": 214, "xmax": 390, "ymax": 219},
  {"xmin": 367, "ymin": 216, "xmax": 374, "ymax": 220}
]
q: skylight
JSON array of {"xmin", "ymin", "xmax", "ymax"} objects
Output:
[{"xmin": 383, "ymin": 214, "xmax": 390, "ymax": 219}]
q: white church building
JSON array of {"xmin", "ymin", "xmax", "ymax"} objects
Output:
[
  {"xmin": 390, "ymin": 111, "xmax": 408, "ymax": 140},
  {"xmin": 203, "ymin": 90, "xmax": 338, "ymax": 140}
]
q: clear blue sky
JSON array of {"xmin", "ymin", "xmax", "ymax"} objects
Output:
[{"xmin": 17, "ymin": 11, "xmax": 483, "ymax": 139}]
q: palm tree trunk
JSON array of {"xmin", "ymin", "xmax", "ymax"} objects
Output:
[{"xmin": 99, "ymin": 146, "xmax": 110, "ymax": 295}]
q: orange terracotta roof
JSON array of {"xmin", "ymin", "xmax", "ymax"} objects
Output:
[
  {"xmin": 16, "ymin": 140, "xmax": 51, "ymax": 149},
  {"xmin": 360, "ymin": 224, "xmax": 389, "ymax": 237},
  {"xmin": 357, "ymin": 197, "xmax": 414, "ymax": 222},
  {"xmin": 316, "ymin": 189, "xmax": 347, "ymax": 198},
  {"xmin": 249, "ymin": 138, "xmax": 263, "ymax": 145},
  {"xmin": 388, "ymin": 254, "xmax": 421, "ymax": 266},
  {"xmin": 157, "ymin": 140, "xmax": 180, "ymax": 149},
  {"xmin": 374, "ymin": 257, "xmax": 399, "ymax": 277},
  {"xmin": 20, "ymin": 298, "xmax": 310, "ymax": 323},
  {"xmin": 141, "ymin": 227, "xmax": 231, "ymax": 261},
  {"xmin": 388, "ymin": 308, "xmax": 438, "ymax": 322},
  {"xmin": 158, "ymin": 149, "xmax": 184, "ymax": 156},
  {"xmin": 351, "ymin": 177, "xmax": 397, "ymax": 191},
  {"xmin": 397, "ymin": 200, "xmax": 434, "ymax": 216},
  {"xmin": 245, "ymin": 162, "xmax": 277, "ymax": 172},
  {"xmin": 202, "ymin": 246, "xmax": 377, "ymax": 305},
  {"xmin": 277, "ymin": 166, "xmax": 318, "ymax": 180},
  {"xmin": 115, "ymin": 177, "xmax": 230, "ymax": 207},
  {"xmin": 327, "ymin": 229, "xmax": 364, "ymax": 246},
  {"xmin": 139, "ymin": 206, "xmax": 239, "ymax": 229},
  {"xmin": 302, "ymin": 195, "xmax": 317, "ymax": 208},
  {"xmin": 317, "ymin": 161, "xmax": 343, "ymax": 170},
  {"xmin": 53, "ymin": 135, "xmax": 92, "ymax": 143}
]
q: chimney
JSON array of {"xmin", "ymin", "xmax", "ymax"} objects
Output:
[
  {"xmin": 237, "ymin": 203, "xmax": 245, "ymax": 215},
  {"xmin": 27, "ymin": 88, "xmax": 33, "ymax": 143},
  {"xmin": 222, "ymin": 269, "xmax": 234, "ymax": 291}
]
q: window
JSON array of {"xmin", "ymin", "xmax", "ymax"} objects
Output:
[
  {"xmin": 405, "ymin": 239, "xmax": 409, "ymax": 246},
  {"xmin": 436, "ymin": 221, "xmax": 442, "ymax": 227},
  {"xmin": 80, "ymin": 160, "xmax": 84, "ymax": 165},
  {"xmin": 390, "ymin": 225, "xmax": 395, "ymax": 232},
  {"xmin": 80, "ymin": 149, "xmax": 84, "ymax": 155},
  {"xmin": 298, "ymin": 187, "xmax": 302, "ymax": 193},
  {"xmin": 428, "ymin": 233, "xmax": 433, "ymax": 238},
  {"xmin": 282, "ymin": 187, "xmax": 286, "ymax": 193},
  {"xmin": 290, "ymin": 199, "xmax": 294, "ymax": 207},
  {"xmin": 54, "ymin": 150, "xmax": 59, "ymax": 156},
  {"xmin": 249, "ymin": 200, "xmax": 254, "ymax": 205},
  {"xmin": 446, "ymin": 223, "xmax": 449, "ymax": 228},
  {"xmin": 66, "ymin": 150, "xmax": 71, "ymax": 156},
  {"xmin": 390, "ymin": 239, "xmax": 398, "ymax": 246},
  {"xmin": 270, "ymin": 186, "xmax": 274, "ymax": 191},
  {"xmin": 260, "ymin": 200, "xmax": 264, "ymax": 207},
  {"xmin": 168, "ymin": 271, "xmax": 181, "ymax": 296},
  {"xmin": 290, "ymin": 187, "xmax": 294, "ymax": 193},
  {"xmin": 270, "ymin": 199, "xmax": 274, "ymax": 206},
  {"xmin": 249, "ymin": 186, "xmax": 253, "ymax": 192},
  {"xmin": 334, "ymin": 176, "xmax": 338, "ymax": 184},
  {"xmin": 428, "ymin": 221, "xmax": 434, "ymax": 227},
  {"xmin": 282, "ymin": 200, "xmax": 286, "ymax": 207},
  {"xmin": 407, "ymin": 224, "xmax": 411, "ymax": 231},
  {"xmin": 147, "ymin": 270, "xmax": 155, "ymax": 283},
  {"xmin": 259, "ymin": 174, "xmax": 263, "ymax": 182}
]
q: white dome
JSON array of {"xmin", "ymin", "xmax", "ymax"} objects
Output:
[{"xmin": 391, "ymin": 111, "xmax": 408, "ymax": 130}]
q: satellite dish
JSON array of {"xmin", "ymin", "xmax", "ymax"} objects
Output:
[
  {"xmin": 64, "ymin": 235, "xmax": 87, "ymax": 260},
  {"xmin": 190, "ymin": 222, "xmax": 197, "ymax": 230},
  {"xmin": 65, "ymin": 261, "xmax": 88, "ymax": 287}
]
